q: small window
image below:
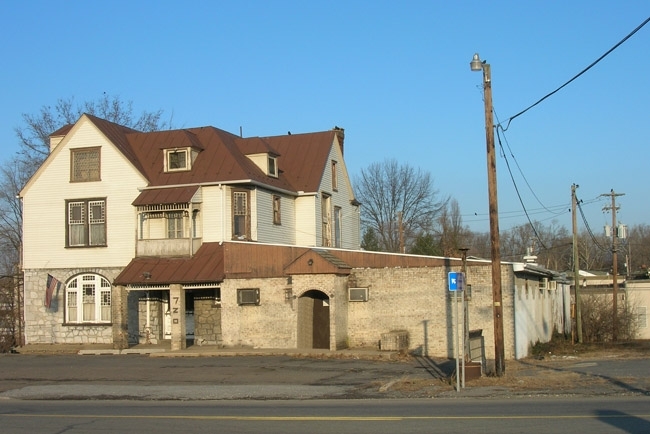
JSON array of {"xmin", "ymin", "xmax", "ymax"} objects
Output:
[
  {"xmin": 268, "ymin": 156, "xmax": 278, "ymax": 177},
  {"xmin": 331, "ymin": 160, "xmax": 338, "ymax": 191},
  {"xmin": 166, "ymin": 149, "xmax": 189, "ymax": 172},
  {"xmin": 71, "ymin": 147, "xmax": 101, "ymax": 182},
  {"xmin": 237, "ymin": 288, "xmax": 260, "ymax": 305},
  {"xmin": 273, "ymin": 195, "xmax": 281, "ymax": 225}
]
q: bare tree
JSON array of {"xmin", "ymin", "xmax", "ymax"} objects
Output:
[
  {"xmin": 0, "ymin": 95, "xmax": 170, "ymax": 350},
  {"xmin": 15, "ymin": 94, "xmax": 170, "ymax": 165},
  {"xmin": 435, "ymin": 199, "xmax": 470, "ymax": 257},
  {"xmin": 354, "ymin": 159, "xmax": 447, "ymax": 253}
]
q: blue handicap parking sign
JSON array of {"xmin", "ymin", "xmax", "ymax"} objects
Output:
[{"xmin": 448, "ymin": 272, "xmax": 465, "ymax": 291}]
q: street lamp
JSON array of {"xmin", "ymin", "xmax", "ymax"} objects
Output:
[{"xmin": 470, "ymin": 53, "xmax": 505, "ymax": 376}]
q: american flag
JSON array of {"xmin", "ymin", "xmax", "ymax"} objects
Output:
[{"xmin": 45, "ymin": 274, "xmax": 61, "ymax": 308}]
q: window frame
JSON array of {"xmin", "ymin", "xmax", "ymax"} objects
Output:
[
  {"xmin": 331, "ymin": 160, "xmax": 338, "ymax": 191},
  {"xmin": 272, "ymin": 195, "xmax": 281, "ymax": 225},
  {"xmin": 65, "ymin": 273, "xmax": 112, "ymax": 324},
  {"xmin": 165, "ymin": 148, "xmax": 190, "ymax": 172},
  {"xmin": 70, "ymin": 147, "xmax": 101, "ymax": 182},
  {"xmin": 321, "ymin": 193, "xmax": 331, "ymax": 247},
  {"xmin": 334, "ymin": 206, "xmax": 342, "ymax": 248},
  {"xmin": 268, "ymin": 156, "xmax": 278, "ymax": 177},
  {"xmin": 166, "ymin": 211, "xmax": 185, "ymax": 239},
  {"xmin": 232, "ymin": 190, "xmax": 251, "ymax": 240},
  {"xmin": 66, "ymin": 198, "xmax": 107, "ymax": 247}
]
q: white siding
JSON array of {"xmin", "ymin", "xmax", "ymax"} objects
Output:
[
  {"xmin": 22, "ymin": 118, "xmax": 147, "ymax": 269},
  {"xmin": 200, "ymin": 185, "xmax": 226, "ymax": 242},
  {"xmin": 256, "ymin": 189, "xmax": 295, "ymax": 244},
  {"xmin": 295, "ymin": 196, "xmax": 317, "ymax": 246},
  {"xmin": 315, "ymin": 138, "xmax": 360, "ymax": 249}
]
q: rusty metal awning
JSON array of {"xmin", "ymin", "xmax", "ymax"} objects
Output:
[
  {"xmin": 114, "ymin": 242, "xmax": 224, "ymax": 286},
  {"xmin": 132, "ymin": 186, "xmax": 199, "ymax": 207}
]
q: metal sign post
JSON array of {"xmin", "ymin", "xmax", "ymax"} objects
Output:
[{"xmin": 448, "ymin": 272, "xmax": 465, "ymax": 392}]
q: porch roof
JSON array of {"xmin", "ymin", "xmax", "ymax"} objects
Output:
[
  {"xmin": 114, "ymin": 242, "xmax": 224, "ymax": 286},
  {"xmin": 132, "ymin": 185, "xmax": 199, "ymax": 206}
]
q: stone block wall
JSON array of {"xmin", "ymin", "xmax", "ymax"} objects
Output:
[
  {"xmin": 23, "ymin": 268, "xmax": 122, "ymax": 345},
  {"xmin": 194, "ymin": 290, "xmax": 222, "ymax": 345}
]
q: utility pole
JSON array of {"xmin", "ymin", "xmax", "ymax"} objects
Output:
[
  {"xmin": 470, "ymin": 53, "xmax": 505, "ymax": 376},
  {"xmin": 601, "ymin": 189, "xmax": 624, "ymax": 341},
  {"xmin": 572, "ymin": 184, "xmax": 583, "ymax": 343},
  {"xmin": 460, "ymin": 247, "xmax": 470, "ymax": 389}
]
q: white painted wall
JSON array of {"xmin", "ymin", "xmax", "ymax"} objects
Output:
[
  {"xmin": 201, "ymin": 185, "xmax": 226, "ymax": 242},
  {"xmin": 22, "ymin": 117, "xmax": 147, "ymax": 269},
  {"xmin": 625, "ymin": 280, "xmax": 650, "ymax": 339},
  {"xmin": 513, "ymin": 279, "xmax": 571, "ymax": 359},
  {"xmin": 295, "ymin": 195, "xmax": 317, "ymax": 246},
  {"xmin": 315, "ymin": 137, "xmax": 360, "ymax": 249}
]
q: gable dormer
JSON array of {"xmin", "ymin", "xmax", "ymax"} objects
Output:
[
  {"xmin": 163, "ymin": 147, "xmax": 199, "ymax": 173},
  {"xmin": 247, "ymin": 152, "xmax": 279, "ymax": 178}
]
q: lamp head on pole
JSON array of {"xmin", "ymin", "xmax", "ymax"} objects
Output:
[{"xmin": 470, "ymin": 53, "xmax": 484, "ymax": 71}]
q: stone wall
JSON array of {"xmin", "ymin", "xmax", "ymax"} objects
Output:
[
  {"xmin": 137, "ymin": 291, "xmax": 165, "ymax": 344},
  {"xmin": 23, "ymin": 268, "xmax": 122, "ymax": 345},
  {"xmin": 193, "ymin": 290, "xmax": 222, "ymax": 345},
  {"xmin": 342, "ymin": 264, "xmax": 512, "ymax": 359}
]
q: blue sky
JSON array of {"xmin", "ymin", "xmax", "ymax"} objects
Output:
[{"xmin": 1, "ymin": 1, "xmax": 648, "ymax": 234}]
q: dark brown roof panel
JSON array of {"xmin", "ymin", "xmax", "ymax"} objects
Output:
[
  {"xmin": 132, "ymin": 186, "xmax": 199, "ymax": 206},
  {"xmin": 114, "ymin": 242, "xmax": 225, "ymax": 286}
]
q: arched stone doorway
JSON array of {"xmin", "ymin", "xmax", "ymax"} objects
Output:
[{"xmin": 297, "ymin": 289, "xmax": 330, "ymax": 349}]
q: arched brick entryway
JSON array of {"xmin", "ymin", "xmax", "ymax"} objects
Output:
[{"xmin": 297, "ymin": 289, "xmax": 330, "ymax": 349}]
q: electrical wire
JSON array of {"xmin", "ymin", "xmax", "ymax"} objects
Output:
[
  {"xmin": 576, "ymin": 193, "xmax": 608, "ymax": 252},
  {"xmin": 495, "ymin": 126, "xmax": 548, "ymax": 250},
  {"xmin": 502, "ymin": 16, "xmax": 650, "ymax": 131}
]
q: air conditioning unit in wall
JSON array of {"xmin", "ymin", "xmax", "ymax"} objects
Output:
[{"xmin": 348, "ymin": 287, "xmax": 369, "ymax": 302}]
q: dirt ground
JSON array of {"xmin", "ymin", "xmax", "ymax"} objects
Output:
[{"xmin": 383, "ymin": 340, "xmax": 650, "ymax": 398}]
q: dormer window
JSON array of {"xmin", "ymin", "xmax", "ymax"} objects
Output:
[
  {"xmin": 268, "ymin": 156, "xmax": 278, "ymax": 178},
  {"xmin": 165, "ymin": 149, "xmax": 191, "ymax": 172}
]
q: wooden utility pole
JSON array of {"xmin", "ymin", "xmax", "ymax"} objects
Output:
[
  {"xmin": 471, "ymin": 54, "xmax": 505, "ymax": 376},
  {"xmin": 572, "ymin": 184, "xmax": 583, "ymax": 343},
  {"xmin": 602, "ymin": 189, "xmax": 624, "ymax": 341}
]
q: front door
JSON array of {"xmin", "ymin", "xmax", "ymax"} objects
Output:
[{"xmin": 297, "ymin": 290, "xmax": 330, "ymax": 349}]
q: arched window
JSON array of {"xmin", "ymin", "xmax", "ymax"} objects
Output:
[{"xmin": 65, "ymin": 274, "xmax": 112, "ymax": 323}]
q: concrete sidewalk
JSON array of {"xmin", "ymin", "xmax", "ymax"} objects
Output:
[{"xmin": 14, "ymin": 342, "xmax": 401, "ymax": 360}]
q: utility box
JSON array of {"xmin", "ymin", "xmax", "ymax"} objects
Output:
[{"xmin": 380, "ymin": 330, "xmax": 409, "ymax": 351}]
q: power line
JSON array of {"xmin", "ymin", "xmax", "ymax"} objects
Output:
[{"xmin": 502, "ymin": 16, "xmax": 650, "ymax": 131}]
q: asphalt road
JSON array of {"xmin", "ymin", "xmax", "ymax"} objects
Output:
[
  {"xmin": 0, "ymin": 352, "xmax": 648, "ymax": 400},
  {"xmin": 1, "ymin": 397, "xmax": 649, "ymax": 434}
]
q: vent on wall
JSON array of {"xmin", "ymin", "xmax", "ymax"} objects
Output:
[
  {"xmin": 349, "ymin": 287, "xmax": 369, "ymax": 302},
  {"xmin": 539, "ymin": 278, "xmax": 548, "ymax": 290}
]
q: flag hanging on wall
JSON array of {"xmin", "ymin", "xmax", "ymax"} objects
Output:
[{"xmin": 45, "ymin": 274, "xmax": 61, "ymax": 308}]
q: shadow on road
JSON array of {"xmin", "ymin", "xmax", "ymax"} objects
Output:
[{"xmin": 596, "ymin": 409, "xmax": 650, "ymax": 433}]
